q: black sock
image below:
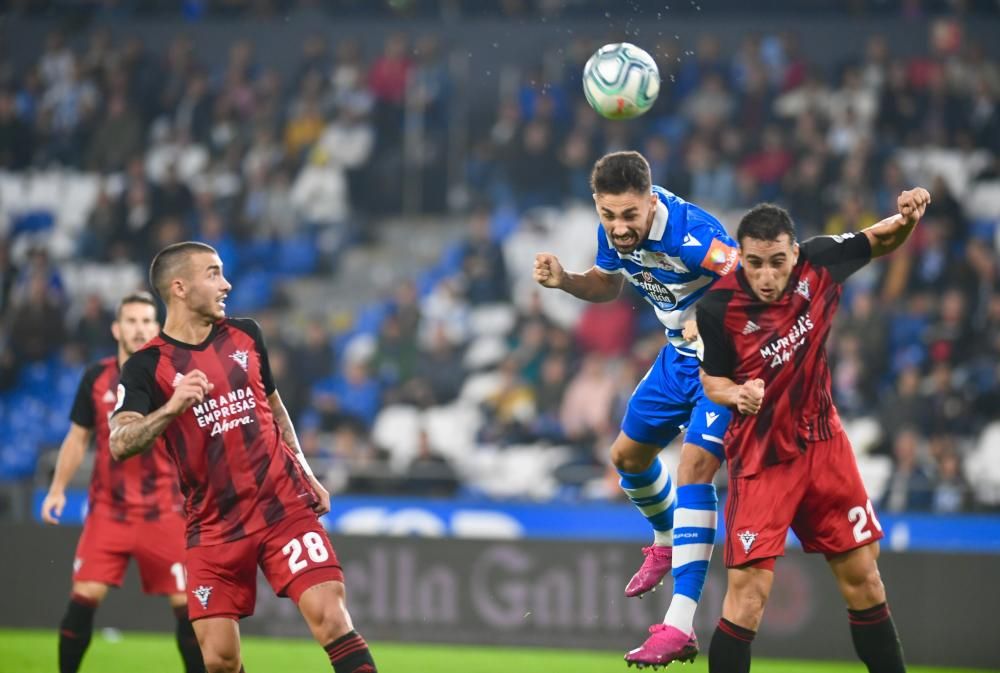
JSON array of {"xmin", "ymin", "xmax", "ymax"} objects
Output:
[
  {"xmin": 173, "ymin": 606, "xmax": 206, "ymax": 673},
  {"xmin": 848, "ymin": 602, "xmax": 906, "ymax": 673},
  {"xmin": 708, "ymin": 618, "xmax": 755, "ymax": 673},
  {"xmin": 59, "ymin": 594, "xmax": 97, "ymax": 673},
  {"xmin": 324, "ymin": 630, "xmax": 377, "ymax": 673}
]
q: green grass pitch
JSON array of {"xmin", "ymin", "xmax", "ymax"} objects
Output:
[{"xmin": 0, "ymin": 628, "xmax": 990, "ymax": 673}]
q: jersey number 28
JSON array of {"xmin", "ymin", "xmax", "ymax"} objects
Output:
[{"xmin": 282, "ymin": 532, "xmax": 330, "ymax": 574}]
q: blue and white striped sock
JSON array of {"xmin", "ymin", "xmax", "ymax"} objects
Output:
[
  {"xmin": 617, "ymin": 457, "xmax": 676, "ymax": 546},
  {"xmin": 665, "ymin": 483, "xmax": 718, "ymax": 632}
]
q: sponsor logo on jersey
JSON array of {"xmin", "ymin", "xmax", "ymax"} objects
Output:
[
  {"xmin": 795, "ymin": 278, "xmax": 811, "ymax": 301},
  {"xmin": 738, "ymin": 530, "xmax": 757, "ymax": 554},
  {"xmin": 193, "ymin": 585, "xmax": 213, "ymax": 609},
  {"xmin": 113, "ymin": 384, "xmax": 126, "ymax": 411},
  {"xmin": 634, "ymin": 270, "xmax": 678, "ymax": 308},
  {"xmin": 700, "ymin": 239, "xmax": 739, "ymax": 276},
  {"xmin": 682, "ymin": 233, "xmax": 701, "ymax": 247},
  {"xmin": 192, "ymin": 385, "xmax": 258, "ymax": 436},
  {"xmin": 741, "ymin": 320, "xmax": 761, "ymax": 335},
  {"xmin": 758, "ymin": 312, "xmax": 815, "ymax": 368},
  {"xmin": 706, "ymin": 411, "xmax": 720, "ymax": 427},
  {"xmin": 230, "ymin": 350, "xmax": 249, "ymax": 372}
]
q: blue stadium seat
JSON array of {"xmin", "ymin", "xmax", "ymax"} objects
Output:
[
  {"xmin": 275, "ymin": 236, "xmax": 319, "ymax": 276},
  {"xmin": 225, "ymin": 271, "xmax": 276, "ymax": 313}
]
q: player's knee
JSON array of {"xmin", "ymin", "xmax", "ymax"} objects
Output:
[
  {"xmin": 201, "ymin": 649, "xmax": 241, "ymax": 673},
  {"xmin": 610, "ymin": 444, "xmax": 652, "ymax": 474},
  {"xmin": 841, "ymin": 565, "xmax": 886, "ymax": 608},
  {"xmin": 677, "ymin": 445, "xmax": 720, "ymax": 485}
]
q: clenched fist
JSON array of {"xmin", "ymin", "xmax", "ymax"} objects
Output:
[
  {"xmin": 534, "ymin": 253, "xmax": 565, "ymax": 289},
  {"xmin": 897, "ymin": 187, "xmax": 931, "ymax": 225},
  {"xmin": 736, "ymin": 378, "xmax": 765, "ymax": 416},
  {"xmin": 165, "ymin": 369, "xmax": 214, "ymax": 417}
]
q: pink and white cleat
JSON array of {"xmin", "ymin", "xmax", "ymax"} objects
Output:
[
  {"xmin": 624, "ymin": 624, "xmax": 698, "ymax": 669},
  {"xmin": 624, "ymin": 545, "xmax": 672, "ymax": 598}
]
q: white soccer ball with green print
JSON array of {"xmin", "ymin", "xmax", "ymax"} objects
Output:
[{"xmin": 582, "ymin": 42, "xmax": 661, "ymax": 120}]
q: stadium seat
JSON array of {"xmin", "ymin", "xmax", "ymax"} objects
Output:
[{"xmin": 370, "ymin": 405, "xmax": 422, "ymax": 473}]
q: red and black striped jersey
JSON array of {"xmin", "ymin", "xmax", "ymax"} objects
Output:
[
  {"xmin": 696, "ymin": 233, "xmax": 872, "ymax": 478},
  {"xmin": 70, "ymin": 356, "xmax": 183, "ymax": 522},
  {"xmin": 114, "ymin": 318, "xmax": 318, "ymax": 547}
]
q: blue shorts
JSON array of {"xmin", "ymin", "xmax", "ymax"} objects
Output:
[{"xmin": 621, "ymin": 344, "xmax": 730, "ymax": 461}]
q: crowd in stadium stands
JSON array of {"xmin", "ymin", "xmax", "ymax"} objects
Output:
[{"xmin": 0, "ymin": 11, "xmax": 998, "ymax": 513}]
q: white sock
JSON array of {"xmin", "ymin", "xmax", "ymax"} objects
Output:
[
  {"xmin": 663, "ymin": 594, "xmax": 698, "ymax": 632},
  {"xmin": 653, "ymin": 529, "xmax": 673, "ymax": 546}
]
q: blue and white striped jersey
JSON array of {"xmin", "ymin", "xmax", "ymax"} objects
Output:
[{"xmin": 595, "ymin": 186, "xmax": 738, "ymax": 356}]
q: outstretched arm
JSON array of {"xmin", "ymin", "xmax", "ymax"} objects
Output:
[
  {"xmin": 534, "ymin": 252, "xmax": 625, "ymax": 302},
  {"xmin": 863, "ymin": 187, "xmax": 931, "ymax": 258},
  {"xmin": 269, "ymin": 390, "xmax": 330, "ymax": 515}
]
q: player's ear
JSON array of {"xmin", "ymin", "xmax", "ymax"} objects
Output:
[{"xmin": 110, "ymin": 320, "xmax": 121, "ymax": 342}]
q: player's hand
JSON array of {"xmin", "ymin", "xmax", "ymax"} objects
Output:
[
  {"xmin": 898, "ymin": 187, "xmax": 931, "ymax": 224},
  {"xmin": 165, "ymin": 370, "xmax": 213, "ymax": 417},
  {"xmin": 736, "ymin": 378, "xmax": 765, "ymax": 415},
  {"xmin": 41, "ymin": 490, "xmax": 65, "ymax": 524},
  {"xmin": 682, "ymin": 319, "xmax": 699, "ymax": 342},
  {"xmin": 308, "ymin": 475, "xmax": 331, "ymax": 516},
  {"xmin": 533, "ymin": 253, "xmax": 565, "ymax": 289}
]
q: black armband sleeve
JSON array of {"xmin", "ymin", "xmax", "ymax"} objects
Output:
[
  {"xmin": 113, "ymin": 348, "xmax": 161, "ymax": 416},
  {"xmin": 799, "ymin": 233, "xmax": 872, "ymax": 284},
  {"xmin": 69, "ymin": 363, "xmax": 104, "ymax": 428},
  {"xmin": 696, "ymin": 292, "xmax": 736, "ymax": 378}
]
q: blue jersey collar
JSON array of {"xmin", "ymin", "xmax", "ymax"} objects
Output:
[{"xmin": 648, "ymin": 199, "xmax": 669, "ymax": 242}]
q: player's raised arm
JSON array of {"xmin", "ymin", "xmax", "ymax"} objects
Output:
[
  {"xmin": 40, "ymin": 423, "xmax": 92, "ymax": 524},
  {"xmin": 534, "ymin": 252, "xmax": 624, "ymax": 302},
  {"xmin": 110, "ymin": 369, "xmax": 212, "ymax": 461},
  {"xmin": 862, "ymin": 187, "xmax": 931, "ymax": 258}
]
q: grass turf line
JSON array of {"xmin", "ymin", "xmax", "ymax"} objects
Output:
[{"xmin": 0, "ymin": 629, "xmax": 990, "ymax": 673}]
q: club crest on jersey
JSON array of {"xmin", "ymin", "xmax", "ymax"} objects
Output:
[
  {"xmin": 230, "ymin": 350, "xmax": 249, "ymax": 372},
  {"xmin": 193, "ymin": 585, "xmax": 213, "ymax": 609},
  {"xmin": 738, "ymin": 530, "xmax": 757, "ymax": 554},
  {"xmin": 795, "ymin": 278, "xmax": 811, "ymax": 301}
]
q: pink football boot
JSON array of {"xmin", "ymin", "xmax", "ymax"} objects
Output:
[
  {"xmin": 624, "ymin": 624, "xmax": 698, "ymax": 669},
  {"xmin": 624, "ymin": 545, "xmax": 672, "ymax": 598}
]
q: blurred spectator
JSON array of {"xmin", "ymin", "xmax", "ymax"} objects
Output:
[
  {"xmin": 87, "ymin": 94, "xmax": 143, "ymax": 172},
  {"xmin": 312, "ymin": 357, "xmax": 381, "ymax": 431},
  {"xmin": 0, "ymin": 89, "xmax": 33, "ymax": 169},
  {"xmin": 8, "ymin": 272, "xmax": 67, "ymax": 363},
  {"xmin": 882, "ymin": 427, "xmax": 934, "ymax": 512},
  {"xmin": 404, "ymin": 430, "xmax": 460, "ymax": 497},
  {"xmin": 932, "ymin": 448, "xmax": 973, "ymax": 513},
  {"xmin": 461, "ymin": 208, "xmax": 511, "ymax": 305},
  {"xmin": 72, "ymin": 294, "xmax": 115, "ymax": 359},
  {"xmin": 559, "ymin": 353, "xmax": 616, "ymax": 444}
]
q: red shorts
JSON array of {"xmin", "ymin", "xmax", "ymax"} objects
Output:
[
  {"xmin": 184, "ymin": 511, "xmax": 344, "ymax": 620},
  {"xmin": 73, "ymin": 512, "xmax": 187, "ymax": 595},
  {"xmin": 724, "ymin": 431, "xmax": 884, "ymax": 569}
]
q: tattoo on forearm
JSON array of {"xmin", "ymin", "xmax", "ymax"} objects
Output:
[
  {"xmin": 110, "ymin": 410, "xmax": 173, "ymax": 460},
  {"xmin": 270, "ymin": 395, "xmax": 302, "ymax": 454}
]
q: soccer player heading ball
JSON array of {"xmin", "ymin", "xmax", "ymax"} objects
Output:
[
  {"xmin": 110, "ymin": 242, "xmax": 377, "ymax": 673},
  {"xmin": 535, "ymin": 151, "xmax": 739, "ymax": 666},
  {"xmin": 697, "ymin": 189, "xmax": 930, "ymax": 673}
]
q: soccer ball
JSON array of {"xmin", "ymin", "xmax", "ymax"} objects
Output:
[{"xmin": 582, "ymin": 42, "xmax": 661, "ymax": 120}]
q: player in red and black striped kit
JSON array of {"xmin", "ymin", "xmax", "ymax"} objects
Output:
[
  {"xmin": 110, "ymin": 242, "xmax": 375, "ymax": 673},
  {"xmin": 40, "ymin": 291, "xmax": 204, "ymax": 673},
  {"xmin": 696, "ymin": 188, "xmax": 931, "ymax": 673}
]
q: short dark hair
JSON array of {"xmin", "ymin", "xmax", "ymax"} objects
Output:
[
  {"xmin": 590, "ymin": 151, "xmax": 651, "ymax": 195},
  {"xmin": 736, "ymin": 203, "xmax": 797, "ymax": 245},
  {"xmin": 116, "ymin": 290, "xmax": 157, "ymax": 319},
  {"xmin": 149, "ymin": 241, "xmax": 218, "ymax": 300}
]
